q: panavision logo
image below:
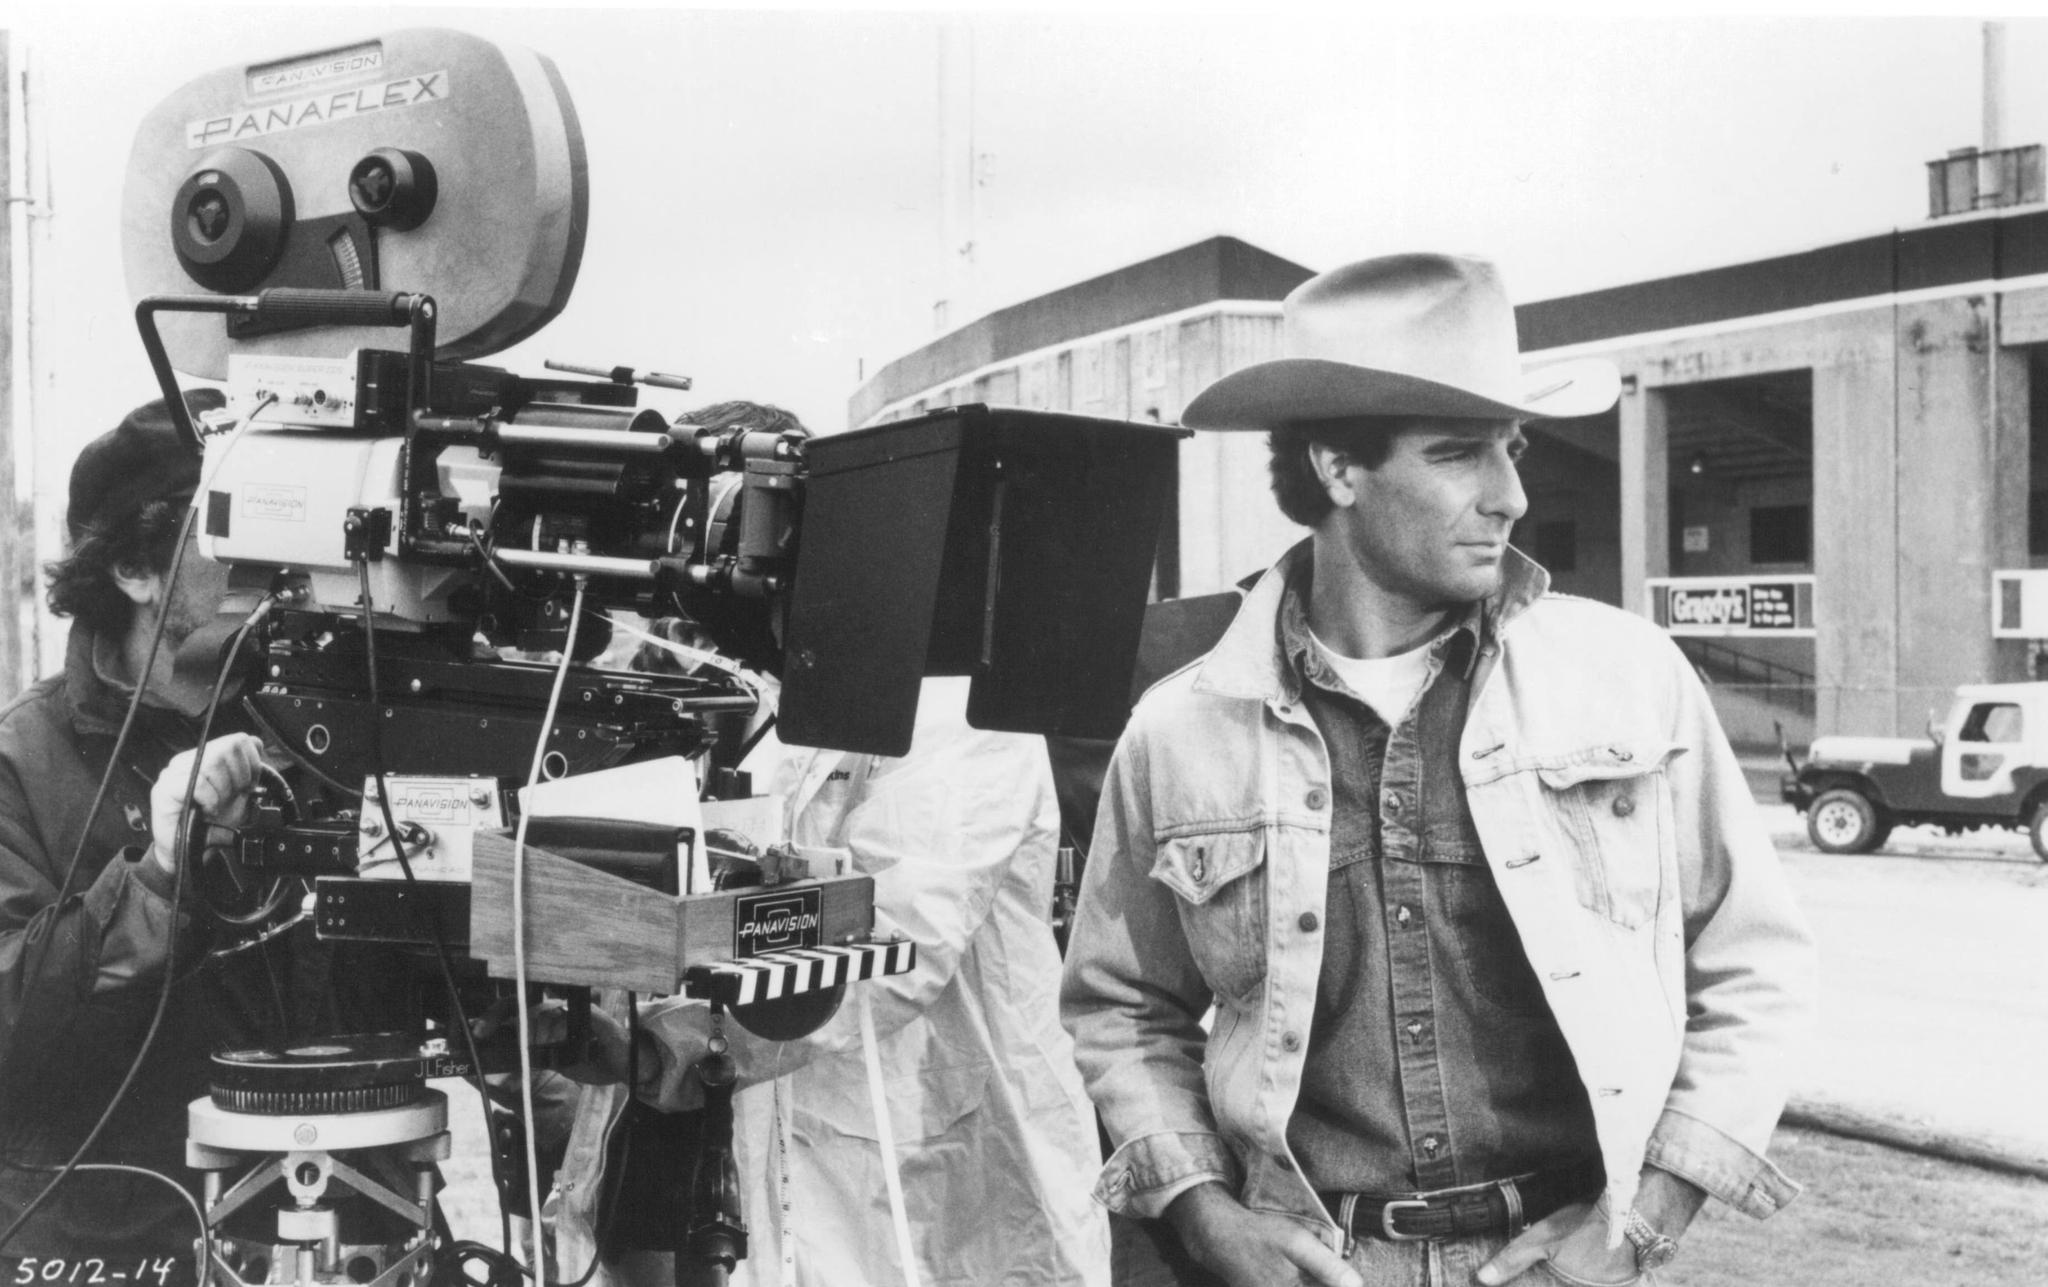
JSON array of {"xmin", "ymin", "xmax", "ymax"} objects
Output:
[{"xmin": 735, "ymin": 888, "xmax": 823, "ymax": 956}]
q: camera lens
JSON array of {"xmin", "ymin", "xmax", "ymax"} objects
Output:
[
  {"xmin": 170, "ymin": 147, "xmax": 294, "ymax": 292},
  {"xmin": 187, "ymin": 189, "xmax": 232, "ymax": 244},
  {"xmin": 348, "ymin": 148, "xmax": 438, "ymax": 232}
]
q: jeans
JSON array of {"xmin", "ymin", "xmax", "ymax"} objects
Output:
[{"xmin": 1108, "ymin": 1213, "xmax": 1651, "ymax": 1287}]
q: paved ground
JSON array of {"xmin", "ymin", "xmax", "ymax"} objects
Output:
[{"xmin": 1763, "ymin": 802, "xmax": 2048, "ymax": 1169}]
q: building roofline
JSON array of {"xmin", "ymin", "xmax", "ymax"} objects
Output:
[
  {"xmin": 1515, "ymin": 204, "xmax": 2048, "ymax": 352},
  {"xmin": 847, "ymin": 235, "xmax": 1313, "ymax": 427},
  {"xmin": 854, "ymin": 205, "xmax": 2048, "ymax": 425}
]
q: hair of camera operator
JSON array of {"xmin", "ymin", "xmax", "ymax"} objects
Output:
[
  {"xmin": 672, "ymin": 399, "xmax": 810, "ymax": 438},
  {"xmin": 45, "ymin": 389, "xmax": 222, "ymax": 634}
]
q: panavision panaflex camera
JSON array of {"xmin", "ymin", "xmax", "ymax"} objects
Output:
[{"xmin": 115, "ymin": 26, "xmax": 1183, "ymax": 1287}]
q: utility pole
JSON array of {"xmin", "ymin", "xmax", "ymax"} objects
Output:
[
  {"xmin": 0, "ymin": 31, "xmax": 20, "ymax": 701},
  {"xmin": 1981, "ymin": 20, "xmax": 2008, "ymax": 207},
  {"xmin": 936, "ymin": 20, "xmax": 977, "ymax": 335}
]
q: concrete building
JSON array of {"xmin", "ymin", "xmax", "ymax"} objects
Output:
[{"xmin": 850, "ymin": 207, "xmax": 2048, "ymax": 746}]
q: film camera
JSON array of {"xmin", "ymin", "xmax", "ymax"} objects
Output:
[{"xmin": 109, "ymin": 26, "xmax": 1183, "ymax": 1287}]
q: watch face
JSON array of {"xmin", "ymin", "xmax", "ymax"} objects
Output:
[
  {"xmin": 1624, "ymin": 1210, "xmax": 1679, "ymax": 1271},
  {"xmin": 1637, "ymin": 1236, "xmax": 1679, "ymax": 1270}
]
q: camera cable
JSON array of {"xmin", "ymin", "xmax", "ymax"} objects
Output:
[
  {"xmin": 510, "ymin": 577, "xmax": 587, "ymax": 1276},
  {"xmin": 3, "ymin": 1161, "xmax": 210, "ymax": 1279},
  {"xmin": 0, "ymin": 590, "xmax": 273, "ymax": 1258},
  {"xmin": 354, "ymin": 561, "xmax": 519, "ymax": 1264},
  {"xmin": 11, "ymin": 393, "xmax": 266, "ymax": 1038}
]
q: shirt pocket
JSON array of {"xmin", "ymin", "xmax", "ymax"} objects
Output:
[
  {"xmin": 1533, "ymin": 738, "xmax": 1683, "ymax": 930},
  {"xmin": 1149, "ymin": 829, "xmax": 1269, "ymax": 1003}
]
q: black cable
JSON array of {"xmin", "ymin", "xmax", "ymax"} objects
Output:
[
  {"xmin": 255, "ymin": 932, "xmax": 292, "ymax": 1048},
  {"xmin": 3, "ymin": 1160, "xmax": 210, "ymax": 1276},
  {"xmin": 444, "ymin": 991, "xmax": 635, "ymax": 1287},
  {"xmin": 15, "ymin": 506, "xmax": 199, "ymax": 974},
  {"xmin": 0, "ymin": 594, "xmax": 270, "ymax": 1256},
  {"xmin": 733, "ymin": 713, "xmax": 777, "ymax": 769},
  {"xmin": 237, "ymin": 695, "xmax": 364, "ymax": 799},
  {"xmin": 355, "ymin": 561, "xmax": 517, "ymax": 1262}
]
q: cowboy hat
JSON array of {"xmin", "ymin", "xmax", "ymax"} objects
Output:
[{"xmin": 1180, "ymin": 252, "xmax": 1619, "ymax": 429}]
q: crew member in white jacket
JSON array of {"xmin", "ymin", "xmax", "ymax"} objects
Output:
[{"xmin": 551, "ymin": 674, "xmax": 1109, "ymax": 1287}]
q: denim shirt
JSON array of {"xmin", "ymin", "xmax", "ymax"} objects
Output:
[
  {"xmin": 1060, "ymin": 541, "xmax": 1816, "ymax": 1248},
  {"xmin": 1276, "ymin": 578, "xmax": 1596, "ymax": 1194}
]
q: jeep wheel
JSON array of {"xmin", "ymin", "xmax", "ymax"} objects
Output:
[
  {"xmin": 1809, "ymin": 789, "xmax": 1883, "ymax": 854},
  {"xmin": 2029, "ymin": 804, "xmax": 2048, "ymax": 863}
]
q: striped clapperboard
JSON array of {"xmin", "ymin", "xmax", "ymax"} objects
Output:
[{"xmin": 683, "ymin": 939, "xmax": 918, "ymax": 1007}]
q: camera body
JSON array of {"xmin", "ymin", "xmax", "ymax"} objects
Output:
[{"xmin": 124, "ymin": 28, "xmax": 584, "ymax": 380}]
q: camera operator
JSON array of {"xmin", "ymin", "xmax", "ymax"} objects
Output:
[
  {"xmin": 0, "ymin": 393, "xmax": 361, "ymax": 1267},
  {"xmin": 550, "ymin": 402, "xmax": 1110, "ymax": 1287}
]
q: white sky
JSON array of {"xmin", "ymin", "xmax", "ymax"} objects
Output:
[{"xmin": 6, "ymin": 6, "xmax": 2042, "ymax": 489}]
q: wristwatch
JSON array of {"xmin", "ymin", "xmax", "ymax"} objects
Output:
[{"xmin": 1620, "ymin": 1207, "xmax": 1679, "ymax": 1272}]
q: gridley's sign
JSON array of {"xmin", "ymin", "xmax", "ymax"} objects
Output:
[{"xmin": 1654, "ymin": 576, "xmax": 1813, "ymax": 637}]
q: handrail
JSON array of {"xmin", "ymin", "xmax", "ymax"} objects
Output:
[{"xmin": 1677, "ymin": 637, "xmax": 1814, "ymax": 689}]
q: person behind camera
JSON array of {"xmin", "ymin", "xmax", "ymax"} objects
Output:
[
  {"xmin": 0, "ymin": 393, "xmax": 380, "ymax": 1266},
  {"xmin": 550, "ymin": 401, "xmax": 1109, "ymax": 1287},
  {"xmin": 1061, "ymin": 254, "xmax": 1816, "ymax": 1287}
]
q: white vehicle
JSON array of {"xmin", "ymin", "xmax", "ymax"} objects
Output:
[{"xmin": 1781, "ymin": 682, "xmax": 2048, "ymax": 859}]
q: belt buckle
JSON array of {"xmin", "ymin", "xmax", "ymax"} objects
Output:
[{"xmin": 1379, "ymin": 1197, "xmax": 1433, "ymax": 1242}]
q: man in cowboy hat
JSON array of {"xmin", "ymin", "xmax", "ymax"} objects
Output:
[{"xmin": 1062, "ymin": 253, "xmax": 1814, "ymax": 1287}]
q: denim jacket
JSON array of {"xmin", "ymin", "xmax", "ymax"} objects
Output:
[{"xmin": 1059, "ymin": 542, "xmax": 1816, "ymax": 1248}]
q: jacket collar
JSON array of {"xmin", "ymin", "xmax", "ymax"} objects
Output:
[
  {"xmin": 1191, "ymin": 537, "xmax": 1550, "ymax": 703},
  {"xmin": 65, "ymin": 626, "xmax": 135, "ymax": 739},
  {"xmin": 64, "ymin": 624, "xmax": 200, "ymax": 746}
]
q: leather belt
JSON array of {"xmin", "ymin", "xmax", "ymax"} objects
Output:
[{"xmin": 1320, "ymin": 1157, "xmax": 1605, "ymax": 1244}]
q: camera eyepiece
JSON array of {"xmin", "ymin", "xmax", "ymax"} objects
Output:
[
  {"xmin": 171, "ymin": 147, "xmax": 294, "ymax": 292},
  {"xmin": 349, "ymin": 147, "xmax": 438, "ymax": 231}
]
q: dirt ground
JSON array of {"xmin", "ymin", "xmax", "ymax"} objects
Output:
[
  {"xmin": 1674, "ymin": 1126, "xmax": 2048, "ymax": 1287},
  {"xmin": 436, "ymin": 1116, "xmax": 2048, "ymax": 1286}
]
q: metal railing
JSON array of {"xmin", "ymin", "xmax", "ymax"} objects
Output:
[{"xmin": 1678, "ymin": 637, "xmax": 1815, "ymax": 690}]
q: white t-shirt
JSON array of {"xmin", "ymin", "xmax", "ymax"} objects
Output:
[{"xmin": 1310, "ymin": 629, "xmax": 1435, "ymax": 726}]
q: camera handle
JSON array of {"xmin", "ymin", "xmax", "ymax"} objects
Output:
[
  {"xmin": 678, "ymin": 1004, "xmax": 748, "ymax": 1287},
  {"xmin": 135, "ymin": 289, "xmax": 437, "ymax": 453}
]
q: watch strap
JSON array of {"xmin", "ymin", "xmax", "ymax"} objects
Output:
[{"xmin": 1621, "ymin": 1207, "xmax": 1679, "ymax": 1271}]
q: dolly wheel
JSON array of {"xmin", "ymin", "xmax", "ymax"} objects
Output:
[
  {"xmin": 1808, "ymin": 788, "xmax": 1883, "ymax": 854},
  {"xmin": 2029, "ymin": 803, "xmax": 2048, "ymax": 863}
]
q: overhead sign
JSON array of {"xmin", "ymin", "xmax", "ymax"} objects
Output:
[{"xmin": 1650, "ymin": 576, "xmax": 1815, "ymax": 637}]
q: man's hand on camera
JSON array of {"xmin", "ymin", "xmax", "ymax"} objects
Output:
[
  {"xmin": 1166, "ymin": 1182, "xmax": 1363, "ymax": 1287},
  {"xmin": 148, "ymin": 733, "xmax": 266, "ymax": 875}
]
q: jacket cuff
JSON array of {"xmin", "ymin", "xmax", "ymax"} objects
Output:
[
  {"xmin": 1093, "ymin": 1131, "xmax": 1241, "ymax": 1220},
  {"xmin": 125, "ymin": 845, "xmax": 179, "ymax": 904},
  {"xmin": 1645, "ymin": 1107, "xmax": 1802, "ymax": 1220}
]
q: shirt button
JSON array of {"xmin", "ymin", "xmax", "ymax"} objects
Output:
[
  {"xmin": 1190, "ymin": 850, "xmax": 1207, "ymax": 881},
  {"xmin": 1421, "ymin": 1136, "xmax": 1441, "ymax": 1157},
  {"xmin": 1298, "ymin": 911, "xmax": 1320, "ymax": 932},
  {"xmin": 1612, "ymin": 746, "xmax": 1634, "ymax": 762},
  {"xmin": 1612, "ymin": 794, "xmax": 1636, "ymax": 818},
  {"xmin": 1405, "ymin": 1020, "xmax": 1423, "ymax": 1038},
  {"xmin": 1281, "ymin": 1031, "xmax": 1303, "ymax": 1052},
  {"xmin": 1383, "ymin": 792, "xmax": 1402, "ymax": 815},
  {"xmin": 1306, "ymin": 787, "xmax": 1328, "ymax": 810},
  {"xmin": 1394, "ymin": 905, "xmax": 1413, "ymax": 926}
]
